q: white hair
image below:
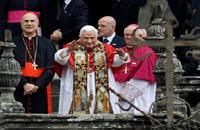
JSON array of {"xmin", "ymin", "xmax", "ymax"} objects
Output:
[
  {"xmin": 135, "ymin": 28, "xmax": 147, "ymax": 38},
  {"xmin": 79, "ymin": 25, "xmax": 98, "ymax": 37}
]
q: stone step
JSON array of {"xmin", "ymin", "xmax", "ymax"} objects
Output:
[{"xmin": 1, "ymin": 114, "xmax": 163, "ymax": 130}]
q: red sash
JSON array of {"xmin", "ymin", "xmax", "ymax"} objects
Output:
[{"xmin": 21, "ymin": 62, "xmax": 52, "ymax": 113}]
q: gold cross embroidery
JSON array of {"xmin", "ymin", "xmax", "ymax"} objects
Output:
[
  {"xmin": 32, "ymin": 61, "xmax": 38, "ymax": 70},
  {"xmin": 123, "ymin": 66, "xmax": 129, "ymax": 74}
]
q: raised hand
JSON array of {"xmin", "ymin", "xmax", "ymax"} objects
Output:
[
  {"xmin": 68, "ymin": 40, "xmax": 77, "ymax": 51},
  {"xmin": 116, "ymin": 48, "xmax": 125, "ymax": 57},
  {"xmin": 69, "ymin": 39, "xmax": 83, "ymax": 50}
]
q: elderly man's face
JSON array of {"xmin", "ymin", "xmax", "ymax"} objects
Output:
[
  {"xmin": 134, "ymin": 29, "xmax": 147, "ymax": 40},
  {"xmin": 21, "ymin": 13, "xmax": 39, "ymax": 35},
  {"xmin": 80, "ymin": 31, "xmax": 98, "ymax": 51},
  {"xmin": 131, "ymin": 29, "xmax": 147, "ymax": 45},
  {"xmin": 124, "ymin": 27, "xmax": 135, "ymax": 47}
]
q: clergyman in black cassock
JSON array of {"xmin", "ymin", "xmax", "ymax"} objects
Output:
[{"xmin": 13, "ymin": 12, "xmax": 56, "ymax": 113}]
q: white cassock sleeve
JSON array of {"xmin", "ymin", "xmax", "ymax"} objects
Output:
[
  {"xmin": 54, "ymin": 48, "xmax": 74, "ymax": 115},
  {"xmin": 54, "ymin": 48, "xmax": 71, "ymax": 65}
]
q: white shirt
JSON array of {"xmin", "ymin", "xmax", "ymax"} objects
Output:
[
  {"xmin": 64, "ymin": 0, "xmax": 71, "ymax": 10},
  {"xmin": 64, "ymin": 0, "xmax": 71, "ymax": 5},
  {"xmin": 103, "ymin": 32, "xmax": 116, "ymax": 44}
]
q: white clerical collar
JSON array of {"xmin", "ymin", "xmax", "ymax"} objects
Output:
[
  {"xmin": 104, "ymin": 32, "xmax": 115, "ymax": 43},
  {"xmin": 65, "ymin": 0, "xmax": 71, "ymax": 5}
]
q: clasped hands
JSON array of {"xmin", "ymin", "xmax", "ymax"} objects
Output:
[{"xmin": 23, "ymin": 83, "xmax": 38, "ymax": 95}]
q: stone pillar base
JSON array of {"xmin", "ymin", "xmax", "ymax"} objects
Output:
[{"xmin": 0, "ymin": 87, "xmax": 24, "ymax": 113}]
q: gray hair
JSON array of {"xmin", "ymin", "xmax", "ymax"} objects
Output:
[{"xmin": 79, "ymin": 25, "xmax": 98, "ymax": 37}]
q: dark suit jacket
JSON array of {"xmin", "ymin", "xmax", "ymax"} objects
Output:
[
  {"xmin": 57, "ymin": 0, "xmax": 89, "ymax": 45},
  {"xmin": 99, "ymin": 34, "xmax": 125, "ymax": 48}
]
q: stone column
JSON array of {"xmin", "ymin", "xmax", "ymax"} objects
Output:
[
  {"xmin": 153, "ymin": 24, "xmax": 186, "ymax": 119},
  {"xmin": 0, "ymin": 30, "xmax": 24, "ymax": 113}
]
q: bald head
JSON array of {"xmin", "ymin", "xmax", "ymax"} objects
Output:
[
  {"xmin": 124, "ymin": 24, "xmax": 139, "ymax": 33},
  {"xmin": 21, "ymin": 12, "xmax": 39, "ymax": 37},
  {"xmin": 124, "ymin": 24, "xmax": 139, "ymax": 47},
  {"xmin": 99, "ymin": 16, "xmax": 116, "ymax": 27},
  {"xmin": 21, "ymin": 12, "xmax": 39, "ymax": 23},
  {"xmin": 98, "ymin": 16, "xmax": 116, "ymax": 37}
]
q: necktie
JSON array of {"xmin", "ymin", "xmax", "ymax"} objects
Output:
[{"xmin": 103, "ymin": 38, "xmax": 109, "ymax": 43}]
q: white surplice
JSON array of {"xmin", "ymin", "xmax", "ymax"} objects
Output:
[{"xmin": 117, "ymin": 78, "xmax": 156, "ymax": 115}]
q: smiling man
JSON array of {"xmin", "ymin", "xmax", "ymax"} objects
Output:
[
  {"xmin": 13, "ymin": 12, "xmax": 56, "ymax": 114},
  {"xmin": 54, "ymin": 25, "xmax": 130, "ymax": 114},
  {"xmin": 113, "ymin": 26, "xmax": 158, "ymax": 115}
]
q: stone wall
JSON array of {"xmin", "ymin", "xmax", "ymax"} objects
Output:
[{"xmin": 0, "ymin": 114, "xmax": 164, "ymax": 130}]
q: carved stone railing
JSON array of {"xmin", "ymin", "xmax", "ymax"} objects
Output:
[
  {"xmin": 0, "ymin": 30, "xmax": 24, "ymax": 113},
  {"xmin": 146, "ymin": 36, "xmax": 200, "ymax": 125},
  {"xmin": 0, "ymin": 113, "xmax": 196, "ymax": 130}
]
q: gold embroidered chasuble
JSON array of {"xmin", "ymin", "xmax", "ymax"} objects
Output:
[{"xmin": 70, "ymin": 41, "xmax": 112, "ymax": 114}]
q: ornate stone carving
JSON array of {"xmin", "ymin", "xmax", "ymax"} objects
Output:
[
  {"xmin": 146, "ymin": 18, "xmax": 166, "ymax": 39},
  {"xmin": 0, "ymin": 29, "xmax": 24, "ymax": 113},
  {"xmin": 138, "ymin": 0, "xmax": 178, "ymax": 39},
  {"xmin": 155, "ymin": 53, "xmax": 184, "ymax": 86},
  {"xmin": 138, "ymin": 0, "xmax": 178, "ymax": 28},
  {"xmin": 153, "ymin": 51, "xmax": 187, "ymax": 118},
  {"xmin": 181, "ymin": 27, "xmax": 200, "ymax": 40},
  {"xmin": 0, "ymin": 30, "xmax": 21, "ymax": 87}
]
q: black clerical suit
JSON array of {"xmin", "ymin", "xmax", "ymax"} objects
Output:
[{"xmin": 13, "ymin": 35, "xmax": 56, "ymax": 113}]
